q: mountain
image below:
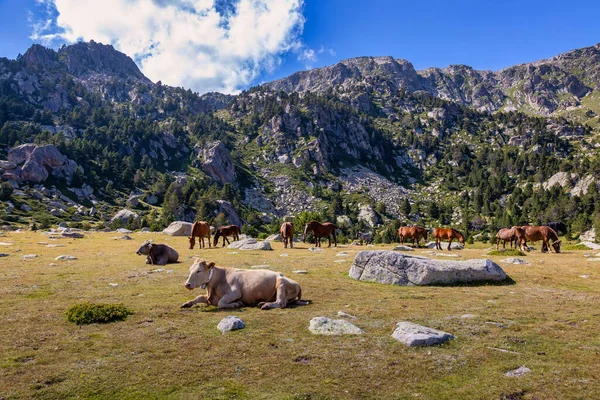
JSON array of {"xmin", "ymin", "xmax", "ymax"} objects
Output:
[
  {"xmin": 1, "ymin": 42, "xmax": 599, "ymax": 241},
  {"xmin": 267, "ymin": 43, "xmax": 600, "ymax": 122}
]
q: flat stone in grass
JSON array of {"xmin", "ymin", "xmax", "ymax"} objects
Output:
[
  {"xmin": 61, "ymin": 232, "xmax": 84, "ymax": 239},
  {"xmin": 308, "ymin": 247, "xmax": 323, "ymax": 253},
  {"xmin": 587, "ymin": 258, "xmax": 600, "ymax": 262},
  {"xmin": 505, "ymin": 366, "xmax": 531, "ymax": 377},
  {"xmin": 293, "ymin": 270, "xmax": 308, "ymax": 274},
  {"xmin": 116, "ymin": 228, "xmax": 133, "ymax": 234},
  {"xmin": 336, "ymin": 252, "xmax": 348, "ymax": 256},
  {"xmin": 227, "ymin": 238, "xmax": 272, "ymax": 251},
  {"xmin": 349, "ymin": 250, "xmax": 508, "ymax": 286},
  {"xmin": 23, "ymin": 254, "xmax": 38, "ymax": 259},
  {"xmin": 435, "ymin": 253, "xmax": 461, "ymax": 258},
  {"xmin": 309, "ymin": 317, "xmax": 363, "ymax": 335},
  {"xmin": 501, "ymin": 258, "xmax": 530, "ymax": 265},
  {"xmin": 580, "ymin": 242, "xmax": 600, "ymax": 250},
  {"xmin": 250, "ymin": 265, "xmax": 270, "ymax": 269},
  {"xmin": 0, "ymin": 253, "xmax": 8, "ymax": 257},
  {"xmin": 217, "ymin": 316, "xmax": 245, "ymax": 333},
  {"xmin": 56, "ymin": 255, "xmax": 77, "ymax": 260},
  {"xmin": 391, "ymin": 322, "xmax": 454, "ymax": 347},
  {"xmin": 393, "ymin": 245, "xmax": 415, "ymax": 251}
]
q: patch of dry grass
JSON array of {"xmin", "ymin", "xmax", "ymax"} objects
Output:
[{"xmin": 1, "ymin": 233, "xmax": 599, "ymax": 399}]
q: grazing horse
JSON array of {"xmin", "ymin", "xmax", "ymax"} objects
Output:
[
  {"xmin": 280, "ymin": 222, "xmax": 294, "ymax": 249},
  {"xmin": 545, "ymin": 222, "xmax": 567, "ymax": 237},
  {"xmin": 304, "ymin": 220, "xmax": 339, "ymax": 248},
  {"xmin": 433, "ymin": 227, "xmax": 465, "ymax": 251},
  {"xmin": 520, "ymin": 226, "xmax": 561, "ymax": 253},
  {"xmin": 398, "ymin": 226, "xmax": 428, "ymax": 247},
  {"xmin": 356, "ymin": 231, "xmax": 373, "ymax": 245},
  {"xmin": 213, "ymin": 225, "xmax": 241, "ymax": 247},
  {"xmin": 189, "ymin": 221, "xmax": 211, "ymax": 249},
  {"xmin": 496, "ymin": 227, "xmax": 519, "ymax": 250}
]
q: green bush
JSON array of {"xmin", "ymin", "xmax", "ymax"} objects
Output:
[
  {"xmin": 66, "ymin": 303, "xmax": 134, "ymax": 325},
  {"xmin": 487, "ymin": 249, "xmax": 526, "ymax": 257}
]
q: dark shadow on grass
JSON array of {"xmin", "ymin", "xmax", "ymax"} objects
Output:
[{"xmin": 425, "ymin": 276, "xmax": 517, "ymax": 287}]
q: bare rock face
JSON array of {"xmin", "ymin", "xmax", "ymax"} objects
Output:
[
  {"xmin": 197, "ymin": 141, "xmax": 235, "ymax": 184},
  {"xmin": 216, "ymin": 200, "xmax": 242, "ymax": 227},
  {"xmin": 7, "ymin": 144, "xmax": 79, "ymax": 183},
  {"xmin": 349, "ymin": 250, "xmax": 507, "ymax": 286},
  {"xmin": 110, "ymin": 209, "xmax": 140, "ymax": 227},
  {"xmin": 357, "ymin": 203, "xmax": 381, "ymax": 227}
]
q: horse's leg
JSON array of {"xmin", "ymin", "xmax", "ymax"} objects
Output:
[
  {"xmin": 447, "ymin": 238, "xmax": 453, "ymax": 251},
  {"xmin": 333, "ymin": 231, "xmax": 337, "ymax": 248}
]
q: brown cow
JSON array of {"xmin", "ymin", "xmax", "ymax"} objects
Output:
[
  {"xmin": 213, "ymin": 225, "xmax": 241, "ymax": 247},
  {"xmin": 136, "ymin": 240, "xmax": 179, "ymax": 265},
  {"xmin": 496, "ymin": 227, "xmax": 518, "ymax": 249},
  {"xmin": 280, "ymin": 222, "xmax": 294, "ymax": 249},
  {"xmin": 189, "ymin": 221, "xmax": 211, "ymax": 249},
  {"xmin": 398, "ymin": 226, "xmax": 428, "ymax": 247},
  {"xmin": 181, "ymin": 259, "xmax": 308, "ymax": 310},
  {"xmin": 520, "ymin": 226, "xmax": 561, "ymax": 253}
]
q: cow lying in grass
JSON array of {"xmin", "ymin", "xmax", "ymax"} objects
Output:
[
  {"xmin": 136, "ymin": 240, "xmax": 179, "ymax": 265},
  {"xmin": 181, "ymin": 259, "xmax": 308, "ymax": 310}
]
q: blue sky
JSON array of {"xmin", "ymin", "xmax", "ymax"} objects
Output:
[{"xmin": 1, "ymin": 0, "xmax": 599, "ymax": 93}]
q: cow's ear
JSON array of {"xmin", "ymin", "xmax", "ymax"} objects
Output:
[
  {"xmin": 148, "ymin": 244, "xmax": 152, "ymax": 250},
  {"xmin": 207, "ymin": 262, "xmax": 215, "ymax": 269}
]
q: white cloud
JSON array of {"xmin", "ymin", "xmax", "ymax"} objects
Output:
[
  {"xmin": 31, "ymin": 0, "xmax": 306, "ymax": 94},
  {"xmin": 329, "ymin": 48, "xmax": 336, "ymax": 56},
  {"xmin": 297, "ymin": 46, "xmax": 316, "ymax": 68}
]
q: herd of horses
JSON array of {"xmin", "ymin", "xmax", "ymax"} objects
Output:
[{"xmin": 188, "ymin": 219, "xmax": 564, "ymax": 253}]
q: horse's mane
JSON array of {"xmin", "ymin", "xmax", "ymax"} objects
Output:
[{"xmin": 451, "ymin": 228, "xmax": 465, "ymax": 238}]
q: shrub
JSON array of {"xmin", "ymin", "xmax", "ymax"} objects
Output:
[{"xmin": 66, "ymin": 303, "xmax": 134, "ymax": 325}]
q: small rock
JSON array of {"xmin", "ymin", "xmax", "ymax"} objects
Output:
[
  {"xmin": 23, "ymin": 254, "xmax": 38, "ymax": 259},
  {"xmin": 460, "ymin": 314, "xmax": 477, "ymax": 319},
  {"xmin": 579, "ymin": 275, "xmax": 590, "ymax": 278},
  {"xmin": 250, "ymin": 265, "xmax": 270, "ymax": 269},
  {"xmin": 58, "ymin": 222, "xmax": 69, "ymax": 228},
  {"xmin": 217, "ymin": 316, "xmax": 245, "ymax": 333},
  {"xmin": 49, "ymin": 263, "xmax": 57, "ymax": 266},
  {"xmin": 308, "ymin": 317, "xmax": 363, "ymax": 335},
  {"xmin": 166, "ymin": 270, "xmax": 175, "ymax": 274},
  {"xmin": 337, "ymin": 311, "xmax": 357, "ymax": 319},
  {"xmin": 500, "ymin": 258, "xmax": 530, "ymax": 265},
  {"xmin": 293, "ymin": 270, "xmax": 308, "ymax": 274},
  {"xmin": 227, "ymin": 252, "xmax": 239, "ymax": 254},
  {"xmin": 334, "ymin": 259, "xmax": 348, "ymax": 263},
  {"xmin": 391, "ymin": 322, "xmax": 455, "ymax": 347},
  {"xmin": 151, "ymin": 268, "xmax": 165, "ymax": 273},
  {"xmin": 393, "ymin": 246, "xmax": 415, "ymax": 251},
  {"xmin": 55, "ymin": 255, "xmax": 77, "ymax": 260},
  {"xmin": 118, "ymin": 235, "xmax": 133, "ymax": 240},
  {"xmin": 587, "ymin": 258, "xmax": 600, "ymax": 262},
  {"xmin": 336, "ymin": 252, "xmax": 349, "ymax": 256},
  {"xmin": 108, "ymin": 283, "xmax": 119, "ymax": 287},
  {"xmin": 0, "ymin": 253, "xmax": 8, "ymax": 257},
  {"xmin": 46, "ymin": 244, "xmax": 65, "ymax": 248},
  {"xmin": 435, "ymin": 253, "xmax": 461, "ymax": 258},
  {"xmin": 505, "ymin": 366, "xmax": 531, "ymax": 377},
  {"xmin": 280, "ymin": 253, "xmax": 288, "ymax": 257},
  {"xmin": 116, "ymin": 228, "xmax": 133, "ymax": 234},
  {"xmin": 308, "ymin": 247, "xmax": 323, "ymax": 253}
]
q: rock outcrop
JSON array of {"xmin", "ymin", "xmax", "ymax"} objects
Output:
[
  {"xmin": 5, "ymin": 144, "xmax": 79, "ymax": 183},
  {"xmin": 110, "ymin": 209, "xmax": 140, "ymax": 227},
  {"xmin": 162, "ymin": 221, "xmax": 193, "ymax": 236},
  {"xmin": 197, "ymin": 141, "xmax": 235, "ymax": 184},
  {"xmin": 349, "ymin": 250, "xmax": 507, "ymax": 285}
]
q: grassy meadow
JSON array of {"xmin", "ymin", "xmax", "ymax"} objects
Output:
[{"xmin": 0, "ymin": 231, "xmax": 599, "ymax": 399}]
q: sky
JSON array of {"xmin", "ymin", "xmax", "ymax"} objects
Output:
[{"xmin": 0, "ymin": 0, "xmax": 599, "ymax": 94}]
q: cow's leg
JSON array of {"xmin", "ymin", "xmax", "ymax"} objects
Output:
[
  {"xmin": 259, "ymin": 281, "xmax": 288, "ymax": 310},
  {"xmin": 217, "ymin": 290, "xmax": 244, "ymax": 309},
  {"xmin": 146, "ymin": 255, "xmax": 153, "ymax": 265},
  {"xmin": 181, "ymin": 294, "xmax": 209, "ymax": 308},
  {"xmin": 155, "ymin": 256, "xmax": 168, "ymax": 266}
]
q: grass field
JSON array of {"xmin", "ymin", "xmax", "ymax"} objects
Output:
[{"xmin": 1, "ymin": 231, "xmax": 599, "ymax": 399}]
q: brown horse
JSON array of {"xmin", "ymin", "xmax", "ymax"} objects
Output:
[
  {"xmin": 433, "ymin": 227, "xmax": 465, "ymax": 251},
  {"xmin": 304, "ymin": 220, "xmax": 339, "ymax": 248},
  {"xmin": 520, "ymin": 226, "xmax": 561, "ymax": 253},
  {"xmin": 213, "ymin": 225, "xmax": 241, "ymax": 247},
  {"xmin": 398, "ymin": 226, "xmax": 428, "ymax": 247},
  {"xmin": 189, "ymin": 221, "xmax": 211, "ymax": 249},
  {"xmin": 280, "ymin": 222, "xmax": 294, "ymax": 249},
  {"xmin": 495, "ymin": 227, "xmax": 518, "ymax": 250}
]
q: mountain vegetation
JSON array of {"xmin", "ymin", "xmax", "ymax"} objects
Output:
[{"xmin": 1, "ymin": 41, "xmax": 600, "ymax": 241}]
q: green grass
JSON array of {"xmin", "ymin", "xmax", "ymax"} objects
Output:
[
  {"xmin": 0, "ymin": 233, "xmax": 599, "ymax": 399},
  {"xmin": 562, "ymin": 243, "xmax": 593, "ymax": 251}
]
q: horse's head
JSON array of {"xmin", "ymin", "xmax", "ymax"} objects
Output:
[
  {"xmin": 422, "ymin": 229, "xmax": 428, "ymax": 241},
  {"xmin": 458, "ymin": 234, "xmax": 465, "ymax": 245},
  {"xmin": 213, "ymin": 230, "xmax": 221, "ymax": 247},
  {"xmin": 551, "ymin": 239, "xmax": 561, "ymax": 253},
  {"xmin": 188, "ymin": 236, "xmax": 195, "ymax": 249}
]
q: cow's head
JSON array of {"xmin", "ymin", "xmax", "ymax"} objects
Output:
[
  {"xmin": 188, "ymin": 236, "xmax": 195, "ymax": 250},
  {"xmin": 184, "ymin": 259, "xmax": 215, "ymax": 290},
  {"xmin": 136, "ymin": 240, "xmax": 153, "ymax": 256},
  {"xmin": 551, "ymin": 239, "xmax": 561, "ymax": 253}
]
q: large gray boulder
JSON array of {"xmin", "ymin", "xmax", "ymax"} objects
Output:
[
  {"xmin": 198, "ymin": 141, "xmax": 235, "ymax": 184},
  {"xmin": 391, "ymin": 322, "xmax": 455, "ymax": 347},
  {"xmin": 110, "ymin": 209, "xmax": 140, "ymax": 227},
  {"xmin": 357, "ymin": 203, "xmax": 381, "ymax": 227},
  {"xmin": 216, "ymin": 200, "xmax": 242, "ymax": 227},
  {"xmin": 7, "ymin": 144, "xmax": 80, "ymax": 183},
  {"xmin": 349, "ymin": 250, "xmax": 507, "ymax": 286},
  {"xmin": 162, "ymin": 221, "xmax": 193, "ymax": 236},
  {"xmin": 227, "ymin": 238, "xmax": 272, "ymax": 251},
  {"xmin": 425, "ymin": 241, "xmax": 463, "ymax": 250}
]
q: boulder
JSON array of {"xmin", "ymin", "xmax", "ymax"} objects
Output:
[
  {"xmin": 216, "ymin": 200, "xmax": 242, "ymax": 227},
  {"xmin": 349, "ymin": 250, "xmax": 508, "ymax": 286},
  {"xmin": 580, "ymin": 228, "xmax": 596, "ymax": 242},
  {"xmin": 217, "ymin": 316, "xmax": 245, "ymax": 333},
  {"xmin": 116, "ymin": 228, "xmax": 133, "ymax": 234},
  {"xmin": 61, "ymin": 232, "xmax": 84, "ymax": 239},
  {"xmin": 7, "ymin": 144, "xmax": 79, "ymax": 183},
  {"xmin": 162, "ymin": 221, "xmax": 193, "ymax": 236},
  {"xmin": 580, "ymin": 241, "xmax": 600, "ymax": 250},
  {"xmin": 425, "ymin": 241, "xmax": 464, "ymax": 250},
  {"xmin": 198, "ymin": 141, "xmax": 235, "ymax": 184},
  {"xmin": 501, "ymin": 258, "xmax": 530, "ymax": 265},
  {"xmin": 391, "ymin": 322, "xmax": 455, "ymax": 347},
  {"xmin": 336, "ymin": 215, "xmax": 354, "ymax": 228},
  {"xmin": 357, "ymin": 203, "xmax": 381, "ymax": 227},
  {"xmin": 110, "ymin": 209, "xmax": 140, "ymax": 227},
  {"xmin": 127, "ymin": 195, "xmax": 140, "ymax": 207},
  {"xmin": 56, "ymin": 255, "xmax": 77, "ymax": 260},
  {"xmin": 227, "ymin": 238, "xmax": 272, "ymax": 251},
  {"xmin": 58, "ymin": 222, "xmax": 69, "ymax": 228},
  {"xmin": 308, "ymin": 317, "xmax": 363, "ymax": 335},
  {"xmin": 265, "ymin": 234, "xmax": 282, "ymax": 242}
]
